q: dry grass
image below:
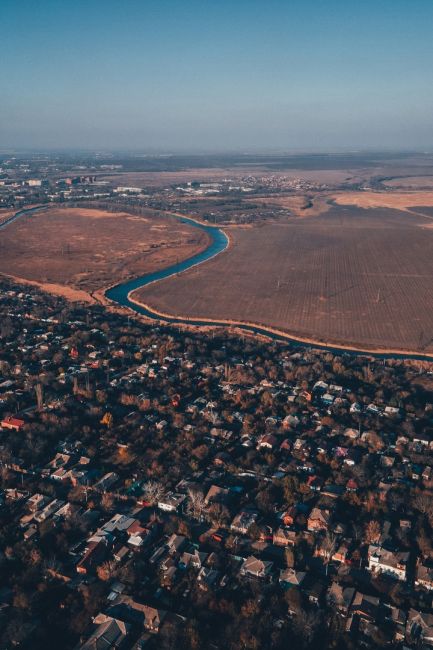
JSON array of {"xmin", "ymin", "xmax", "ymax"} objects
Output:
[
  {"xmin": 135, "ymin": 205, "xmax": 433, "ymax": 353},
  {"xmin": 0, "ymin": 206, "xmax": 209, "ymax": 299},
  {"xmin": 0, "ymin": 209, "xmax": 16, "ymax": 225},
  {"xmin": 383, "ymin": 176, "xmax": 433, "ymax": 189},
  {"xmin": 332, "ymin": 191, "xmax": 433, "ymax": 213},
  {"xmin": 248, "ymin": 194, "xmax": 332, "ymax": 217}
]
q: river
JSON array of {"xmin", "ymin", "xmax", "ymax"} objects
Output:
[{"xmin": 2, "ymin": 206, "xmax": 432, "ymax": 361}]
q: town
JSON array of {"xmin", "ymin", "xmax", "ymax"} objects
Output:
[{"xmin": 0, "ymin": 278, "xmax": 433, "ymax": 649}]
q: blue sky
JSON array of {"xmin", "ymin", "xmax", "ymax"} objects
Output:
[{"xmin": 1, "ymin": 0, "xmax": 432, "ymax": 151}]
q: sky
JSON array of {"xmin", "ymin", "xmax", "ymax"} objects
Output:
[{"xmin": 1, "ymin": 0, "xmax": 433, "ymax": 152}]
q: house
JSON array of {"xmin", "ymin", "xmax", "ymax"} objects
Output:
[
  {"xmin": 406, "ymin": 609, "xmax": 433, "ymax": 646},
  {"xmin": 34, "ymin": 499, "xmax": 65, "ymax": 523},
  {"xmin": 79, "ymin": 614, "xmax": 131, "ymax": 649},
  {"xmin": 257, "ymin": 434, "xmax": 278, "ymax": 450},
  {"xmin": 332, "ymin": 541, "xmax": 350, "ymax": 564},
  {"xmin": 166, "ymin": 534, "xmax": 187, "ymax": 555},
  {"xmin": 383, "ymin": 604, "xmax": 406, "ymax": 642},
  {"xmin": 273, "ymin": 527, "xmax": 296, "ymax": 547},
  {"xmin": 27, "ymin": 493, "xmax": 49, "ymax": 512},
  {"xmin": 197, "ymin": 566, "xmax": 220, "ymax": 590},
  {"xmin": 281, "ymin": 506, "xmax": 297, "ymax": 527},
  {"xmin": 307, "ymin": 508, "xmax": 331, "ymax": 533},
  {"xmin": 350, "ymin": 591, "xmax": 381, "ymax": 623},
  {"xmin": 180, "ymin": 548, "xmax": 208, "ymax": 569},
  {"xmin": 157, "ymin": 492, "xmax": 186, "ymax": 512},
  {"xmin": 415, "ymin": 560, "xmax": 433, "ymax": 591},
  {"xmin": 76, "ymin": 540, "xmax": 107, "ymax": 575},
  {"xmin": 94, "ymin": 472, "xmax": 119, "ymax": 492},
  {"xmin": 346, "ymin": 479, "xmax": 358, "ymax": 492},
  {"xmin": 106, "ymin": 596, "xmax": 167, "ymax": 634},
  {"xmin": 240, "ymin": 555, "xmax": 273, "ymax": 580},
  {"xmin": 367, "ymin": 545, "xmax": 409, "ymax": 581},
  {"xmin": 230, "ymin": 511, "xmax": 258, "ymax": 535},
  {"xmin": 1, "ymin": 416, "xmax": 24, "ymax": 431},
  {"xmin": 204, "ymin": 485, "xmax": 229, "ymax": 504},
  {"xmin": 279, "ymin": 568, "xmax": 306, "ymax": 587}
]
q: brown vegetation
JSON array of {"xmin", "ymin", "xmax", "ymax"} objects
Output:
[
  {"xmin": 0, "ymin": 206, "xmax": 209, "ymax": 299},
  {"xmin": 135, "ymin": 205, "xmax": 433, "ymax": 353},
  {"xmin": 383, "ymin": 176, "xmax": 433, "ymax": 189},
  {"xmin": 332, "ymin": 190, "xmax": 433, "ymax": 215},
  {"xmin": 248, "ymin": 194, "xmax": 332, "ymax": 217}
]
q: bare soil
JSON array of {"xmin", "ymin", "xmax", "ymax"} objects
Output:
[
  {"xmin": 135, "ymin": 204, "xmax": 433, "ymax": 353},
  {"xmin": 0, "ymin": 206, "xmax": 209, "ymax": 300}
]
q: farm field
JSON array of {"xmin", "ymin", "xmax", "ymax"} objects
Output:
[
  {"xmin": 134, "ymin": 204, "xmax": 433, "ymax": 353},
  {"xmin": 383, "ymin": 176, "xmax": 433, "ymax": 189},
  {"xmin": 0, "ymin": 207, "xmax": 209, "ymax": 300},
  {"xmin": 332, "ymin": 191, "xmax": 433, "ymax": 216}
]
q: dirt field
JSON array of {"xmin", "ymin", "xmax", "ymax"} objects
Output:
[
  {"xmin": 135, "ymin": 204, "xmax": 433, "ymax": 353},
  {"xmin": 0, "ymin": 207, "xmax": 209, "ymax": 299},
  {"xmin": 332, "ymin": 191, "xmax": 433, "ymax": 216},
  {"xmin": 0, "ymin": 209, "xmax": 16, "ymax": 225},
  {"xmin": 247, "ymin": 194, "xmax": 333, "ymax": 217},
  {"xmin": 383, "ymin": 176, "xmax": 433, "ymax": 189}
]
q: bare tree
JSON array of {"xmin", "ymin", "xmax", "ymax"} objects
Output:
[
  {"xmin": 414, "ymin": 492, "xmax": 433, "ymax": 521},
  {"xmin": 321, "ymin": 532, "xmax": 337, "ymax": 576},
  {"xmin": 207, "ymin": 503, "xmax": 229, "ymax": 527},
  {"xmin": 142, "ymin": 480, "xmax": 164, "ymax": 508},
  {"xmin": 186, "ymin": 489, "xmax": 207, "ymax": 522},
  {"xmin": 101, "ymin": 492, "xmax": 115, "ymax": 513},
  {"xmin": 35, "ymin": 383, "xmax": 44, "ymax": 411},
  {"xmin": 293, "ymin": 609, "xmax": 320, "ymax": 645},
  {"xmin": 365, "ymin": 520, "xmax": 381, "ymax": 544},
  {"xmin": 43, "ymin": 556, "xmax": 62, "ymax": 575}
]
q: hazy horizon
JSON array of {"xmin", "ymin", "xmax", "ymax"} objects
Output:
[{"xmin": 1, "ymin": 0, "xmax": 433, "ymax": 151}]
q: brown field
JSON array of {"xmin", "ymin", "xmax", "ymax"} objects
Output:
[
  {"xmin": 0, "ymin": 207, "xmax": 209, "ymax": 300},
  {"xmin": 0, "ymin": 208, "xmax": 16, "ymax": 225},
  {"xmin": 332, "ymin": 191, "xmax": 433, "ymax": 217},
  {"xmin": 383, "ymin": 176, "xmax": 433, "ymax": 189},
  {"xmin": 247, "ymin": 194, "xmax": 333, "ymax": 217},
  {"xmin": 135, "ymin": 204, "xmax": 433, "ymax": 353},
  {"xmin": 100, "ymin": 167, "xmax": 363, "ymax": 189}
]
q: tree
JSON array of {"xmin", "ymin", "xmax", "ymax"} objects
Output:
[
  {"xmin": 101, "ymin": 492, "xmax": 115, "ymax": 513},
  {"xmin": 142, "ymin": 480, "xmax": 164, "ymax": 507},
  {"xmin": 207, "ymin": 503, "xmax": 230, "ymax": 527},
  {"xmin": 284, "ymin": 546, "xmax": 295, "ymax": 568},
  {"xmin": 186, "ymin": 489, "xmax": 207, "ymax": 522},
  {"xmin": 97, "ymin": 560, "xmax": 116, "ymax": 582},
  {"xmin": 292, "ymin": 609, "xmax": 320, "ymax": 645},
  {"xmin": 365, "ymin": 520, "xmax": 381, "ymax": 544},
  {"xmin": 35, "ymin": 383, "xmax": 44, "ymax": 410},
  {"xmin": 414, "ymin": 492, "xmax": 433, "ymax": 523},
  {"xmin": 321, "ymin": 532, "xmax": 337, "ymax": 576}
]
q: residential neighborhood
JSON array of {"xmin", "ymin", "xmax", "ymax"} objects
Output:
[{"xmin": 0, "ymin": 277, "xmax": 432, "ymax": 648}]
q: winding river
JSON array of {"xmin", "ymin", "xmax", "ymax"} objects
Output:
[{"xmin": 2, "ymin": 206, "xmax": 433, "ymax": 361}]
